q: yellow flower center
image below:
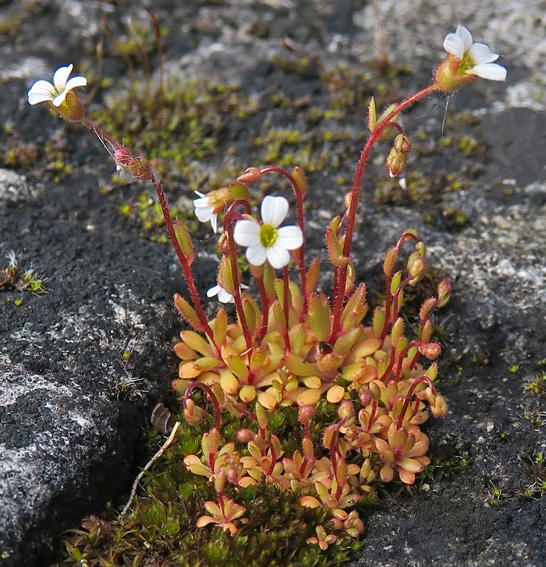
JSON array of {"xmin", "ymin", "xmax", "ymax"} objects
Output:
[
  {"xmin": 458, "ymin": 52, "xmax": 476, "ymax": 75},
  {"xmin": 259, "ymin": 224, "xmax": 278, "ymax": 248}
]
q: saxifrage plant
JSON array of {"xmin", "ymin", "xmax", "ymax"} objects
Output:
[{"xmin": 27, "ymin": 23, "xmax": 506, "ymax": 561}]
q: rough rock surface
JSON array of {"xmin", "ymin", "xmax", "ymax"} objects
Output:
[{"xmin": 0, "ymin": 0, "xmax": 545, "ymax": 566}]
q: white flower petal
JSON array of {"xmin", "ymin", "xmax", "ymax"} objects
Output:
[
  {"xmin": 195, "ymin": 204, "xmax": 213, "ymax": 222},
  {"xmin": 65, "ymin": 75, "xmax": 88, "ymax": 91},
  {"xmin": 53, "ymin": 64, "xmax": 73, "ymax": 90},
  {"xmin": 210, "ymin": 213, "xmax": 219, "ymax": 233},
  {"xmin": 207, "ymin": 284, "xmax": 221, "ymax": 298},
  {"xmin": 266, "ymin": 244, "xmax": 290, "ymax": 269},
  {"xmin": 468, "ymin": 43, "xmax": 499, "ymax": 64},
  {"xmin": 261, "ymin": 195, "xmax": 288, "ymax": 227},
  {"xmin": 217, "ymin": 288, "xmax": 235, "ymax": 303},
  {"xmin": 470, "ymin": 63, "xmax": 507, "ymax": 81},
  {"xmin": 276, "ymin": 226, "xmax": 303, "ymax": 250},
  {"xmin": 52, "ymin": 91, "xmax": 69, "ymax": 107},
  {"xmin": 246, "ymin": 244, "xmax": 267, "ymax": 266},
  {"xmin": 27, "ymin": 81, "xmax": 55, "ymax": 105},
  {"xmin": 234, "ymin": 219, "xmax": 261, "ymax": 247},
  {"xmin": 443, "ymin": 32, "xmax": 465, "ymax": 58},
  {"xmin": 455, "ymin": 25, "xmax": 473, "ymax": 50}
]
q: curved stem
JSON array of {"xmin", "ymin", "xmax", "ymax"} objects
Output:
[
  {"xmin": 396, "ymin": 375, "xmax": 437, "ymax": 429},
  {"xmin": 282, "ymin": 266, "xmax": 291, "ymax": 351},
  {"xmin": 329, "ymin": 84, "xmax": 439, "ymax": 341},
  {"xmin": 224, "ymin": 201, "xmax": 253, "ymax": 352},
  {"xmin": 184, "ymin": 381, "xmax": 221, "ymax": 433},
  {"xmin": 81, "ymin": 118, "xmax": 217, "ymax": 346}
]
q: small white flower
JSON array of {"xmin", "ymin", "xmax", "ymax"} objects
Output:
[
  {"xmin": 27, "ymin": 64, "xmax": 88, "ymax": 107},
  {"xmin": 193, "ymin": 191, "xmax": 218, "ymax": 233},
  {"xmin": 233, "ymin": 195, "xmax": 303, "ymax": 270},
  {"xmin": 207, "ymin": 283, "xmax": 248, "ymax": 304},
  {"xmin": 443, "ymin": 25, "xmax": 506, "ymax": 81}
]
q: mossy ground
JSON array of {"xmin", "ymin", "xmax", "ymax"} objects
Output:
[{"xmin": 61, "ymin": 407, "xmax": 367, "ymax": 567}]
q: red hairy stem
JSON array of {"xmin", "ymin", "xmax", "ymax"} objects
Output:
[
  {"xmin": 81, "ymin": 118, "xmax": 217, "ymax": 347},
  {"xmin": 150, "ymin": 171, "xmax": 217, "ymax": 345},
  {"xmin": 329, "ymin": 85, "xmax": 439, "ymax": 342},
  {"xmin": 379, "ymin": 232, "xmax": 420, "ymax": 341},
  {"xmin": 282, "ymin": 266, "xmax": 291, "ymax": 351},
  {"xmin": 218, "ymin": 491, "xmax": 226, "ymax": 514},
  {"xmin": 224, "ymin": 201, "xmax": 254, "ymax": 352},
  {"xmin": 384, "ymin": 339, "xmax": 431, "ymax": 384},
  {"xmin": 266, "ymin": 444, "xmax": 278, "ymax": 476},
  {"xmin": 396, "ymin": 375, "xmax": 438, "ymax": 429},
  {"xmin": 255, "ymin": 274, "xmax": 270, "ymax": 340}
]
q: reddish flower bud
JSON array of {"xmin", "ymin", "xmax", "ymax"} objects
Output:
[
  {"xmin": 237, "ymin": 167, "xmax": 262, "ymax": 183},
  {"xmin": 298, "ymin": 404, "xmax": 316, "ymax": 425},
  {"xmin": 237, "ymin": 428, "xmax": 254, "ymax": 443},
  {"xmin": 385, "ymin": 134, "xmax": 411, "ymax": 178},
  {"xmin": 418, "ymin": 342, "xmax": 441, "ymax": 359}
]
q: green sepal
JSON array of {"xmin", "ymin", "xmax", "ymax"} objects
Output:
[{"xmin": 229, "ymin": 181, "xmax": 251, "ymax": 201}]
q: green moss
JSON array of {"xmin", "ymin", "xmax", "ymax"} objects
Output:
[
  {"xmin": 93, "ymin": 78, "xmax": 258, "ymax": 188},
  {"xmin": 61, "ymin": 415, "xmax": 366, "ymax": 566}
]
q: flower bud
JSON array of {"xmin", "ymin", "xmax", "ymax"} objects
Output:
[
  {"xmin": 418, "ymin": 342, "xmax": 441, "ymax": 359},
  {"xmin": 437, "ymin": 279, "xmax": 452, "ymax": 307},
  {"xmin": 114, "ymin": 146, "xmax": 153, "ymax": 182},
  {"xmin": 338, "ymin": 399, "xmax": 355, "ymax": 419},
  {"xmin": 431, "ymin": 394, "xmax": 448, "ymax": 417},
  {"xmin": 237, "ymin": 167, "xmax": 262, "ymax": 183},
  {"xmin": 408, "ymin": 257, "xmax": 426, "ymax": 282},
  {"xmin": 419, "ymin": 298, "xmax": 437, "ymax": 321},
  {"xmin": 385, "ymin": 134, "xmax": 411, "ymax": 178},
  {"xmin": 383, "ymin": 246, "xmax": 398, "ymax": 276},
  {"xmin": 298, "ymin": 404, "xmax": 316, "ymax": 425},
  {"xmin": 183, "ymin": 398, "xmax": 204, "ymax": 425},
  {"xmin": 358, "ymin": 387, "xmax": 372, "ymax": 407},
  {"xmin": 237, "ymin": 428, "xmax": 254, "ymax": 443},
  {"xmin": 433, "ymin": 56, "xmax": 474, "ymax": 93}
]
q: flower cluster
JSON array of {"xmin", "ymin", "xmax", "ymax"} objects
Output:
[{"xmin": 27, "ymin": 24, "xmax": 505, "ymax": 550}]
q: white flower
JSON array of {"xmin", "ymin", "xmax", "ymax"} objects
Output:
[
  {"xmin": 193, "ymin": 191, "xmax": 218, "ymax": 233},
  {"xmin": 443, "ymin": 25, "xmax": 506, "ymax": 81},
  {"xmin": 27, "ymin": 64, "xmax": 88, "ymax": 107},
  {"xmin": 206, "ymin": 283, "xmax": 249, "ymax": 304},
  {"xmin": 233, "ymin": 195, "xmax": 303, "ymax": 270}
]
